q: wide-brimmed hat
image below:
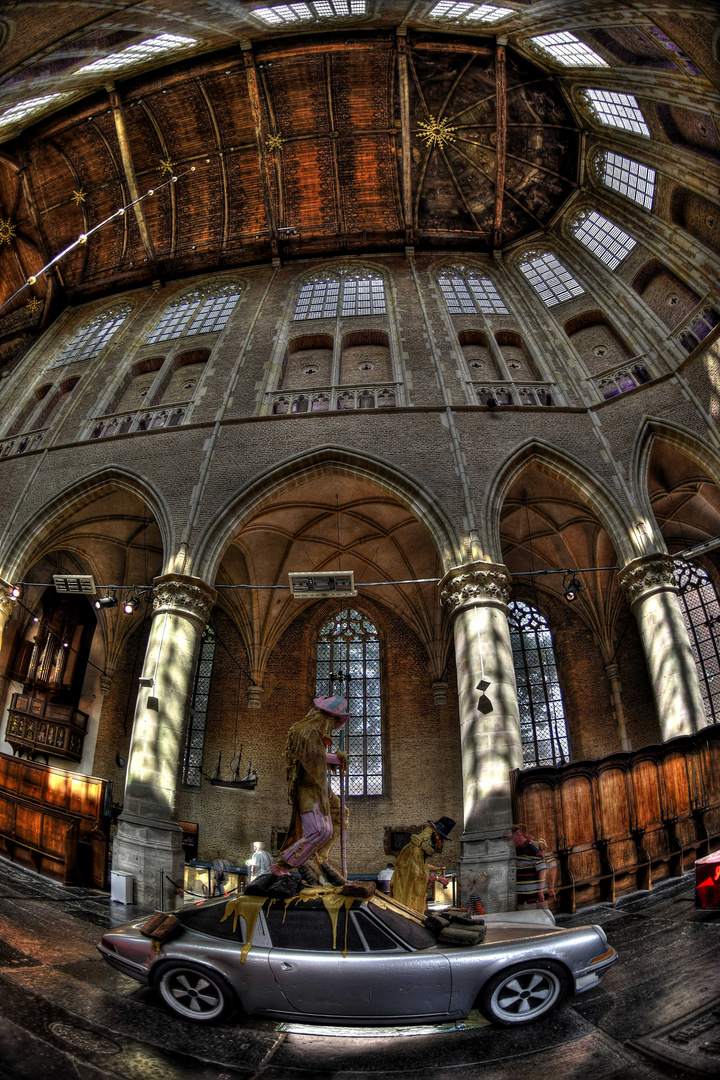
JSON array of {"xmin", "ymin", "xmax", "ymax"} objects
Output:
[
  {"xmin": 313, "ymin": 695, "xmax": 350, "ymax": 721},
  {"xmin": 428, "ymin": 816, "xmax": 455, "ymax": 841}
]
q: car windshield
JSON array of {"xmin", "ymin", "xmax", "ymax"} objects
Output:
[{"xmin": 366, "ymin": 895, "xmax": 438, "ymax": 950}]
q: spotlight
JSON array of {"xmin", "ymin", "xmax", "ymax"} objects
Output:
[
  {"xmin": 94, "ymin": 589, "xmax": 118, "ymax": 609},
  {"xmin": 123, "ymin": 595, "xmax": 140, "ymax": 615},
  {"xmin": 563, "ymin": 573, "xmax": 582, "ymax": 602},
  {"xmin": 10, "ymin": 584, "xmax": 22, "ymax": 599}
]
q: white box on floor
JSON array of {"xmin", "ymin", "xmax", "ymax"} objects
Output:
[{"xmin": 110, "ymin": 870, "xmax": 134, "ymax": 904}]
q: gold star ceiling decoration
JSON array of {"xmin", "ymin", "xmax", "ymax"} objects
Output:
[
  {"xmin": 266, "ymin": 133, "xmax": 285, "ymax": 151},
  {"xmin": 157, "ymin": 157, "xmax": 175, "ymax": 176},
  {"xmin": 71, "ymin": 189, "xmax": 87, "ymax": 205},
  {"xmin": 415, "ymin": 116, "xmax": 457, "ymax": 150},
  {"xmin": 0, "ymin": 218, "xmax": 16, "ymax": 245},
  {"xmin": 26, "ymin": 297, "xmax": 42, "ymax": 315}
]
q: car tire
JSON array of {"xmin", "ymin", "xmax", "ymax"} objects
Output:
[
  {"xmin": 477, "ymin": 960, "xmax": 568, "ymax": 1026},
  {"xmin": 155, "ymin": 961, "xmax": 236, "ymax": 1023}
]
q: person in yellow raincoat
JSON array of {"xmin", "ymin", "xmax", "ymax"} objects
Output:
[
  {"xmin": 390, "ymin": 817, "xmax": 455, "ymax": 913},
  {"xmin": 272, "ymin": 695, "xmax": 349, "ymax": 882}
]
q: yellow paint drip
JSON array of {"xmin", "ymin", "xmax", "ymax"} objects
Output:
[
  {"xmin": 221, "ymin": 894, "xmax": 269, "ymax": 964},
  {"xmin": 370, "ymin": 892, "xmax": 428, "ymax": 927}
]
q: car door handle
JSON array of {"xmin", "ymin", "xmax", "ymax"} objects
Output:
[{"xmin": 281, "ymin": 962, "xmax": 293, "ymax": 970}]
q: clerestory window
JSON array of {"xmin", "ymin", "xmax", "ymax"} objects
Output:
[
  {"xmin": 182, "ymin": 625, "xmax": 216, "ymax": 786},
  {"xmin": 572, "ymin": 211, "xmax": 636, "ymax": 269},
  {"xmin": 0, "ymin": 93, "xmax": 70, "ymax": 131},
  {"xmin": 50, "ymin": 305, "xmax": 132, "ymax": 368},
  {"xmin": 428, "ymin": 3, "xmax": 512, "ymax": 24},
  {"xmin": 519, "ymin": 252, "xmax": 585, "ymax": 307},
  {"xmin": 508, "ymin": 600, "xmax": 570, "ymax": 769},
  {"xmin": 584, "ymin": 89, "xmax": 650, "ymax": 137},
  {"xmin": 531, "ymin": 32, "xmax": 608, "ymax": 68},
  {"xmin": 75, "ymin": 34, "xmax": 196, "ymax": 75},
  {"xmin": 253, "ymin": 2, "xmax": 365, "ymax": 25},
  {"xmin": 597, "ymin": 151, "xmax": 655, "ymax": 211},
  {"xmin": 293, "ymin": 274, "xmax": 386, "ymax": 320},
  {"xmin": 147, "ymin": 285, "xmax": 242, "ymax": 343},
  {"xmin": 438, "ymin": 271, "xmax": 509, "ymax": 315},
  {"xmin": 316, "ymin": 608, "xmax": 383, "ymax": 796},
  {"xmin": 674, "ymin": 560, "xmax": 720, "ymax": 724}
]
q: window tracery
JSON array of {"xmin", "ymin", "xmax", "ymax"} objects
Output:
[
  {"xmin": 530, "ymin": 32, "xmax": 608, "ymax": 68},
  {"xmin": 674, "ymin": 561, "xmax": 720, "ymax": 724},
  {"xmin": 316, "ymin": 608, "xmax": 383, "ymax": 796},
  {"xmin": 571, "ymin": 211, "xmax": 636, "ymax": 269},
  {"xmin": 438, "ymin": 268, "xmax": 510, "ymax": 315},
  {"xmin": 508, "ymin": 600, "xmax": 569, "ymax": 768},
  {"xmin": 293, "ymin": 269, "xmax": 386, "ymax": 321},
  {"xmin": 595, "ymin": 151, "xmax": 655, "ymax": 210},
  {"xmin": 147, "ymin": 283, "xmax": 242, "ymax": 343},
  {"xmin": 583, "ymin": 89, "xmax": 650, "ymax": 137},
  {"xmin": 518, "ymin": 252, "xmax": 585, "ymax": 307},
  {"xmin": 50, "ymin": 304, "xmax": 132, "ymax": 368}
]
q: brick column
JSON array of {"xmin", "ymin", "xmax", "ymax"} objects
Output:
[
  {"xmin": 113, "ymin": 573, "xmax": 216, "ymax": 907},
  {"xmin": 618, "ymin": 554, "xmax": 706, "ymax": 741},
  {"xmin": 439, "ymin": 562, "xmax": 522, "ymax": 911}
]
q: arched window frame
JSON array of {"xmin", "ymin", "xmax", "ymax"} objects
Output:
[
  {"xmin": 437, "ymin": 265, "xmax": 510, "ymax": 316},
  {"xmin": 508, "ymin": 600, "xmax": 570, "ymax": 768},
  {"xmin": 315, "ymin": 607, "xmax": 383, "ymax": 796},
  {"xmin": 146, "ymin": 282, "xmax": 242, "ymax": 344},
  {"xmin": 570, "ymin": 209, "xmax": 636, "ymax": 270},
  {"xmin": 182, "ymin": 625, "xmax": 216, "ymax": 786},
  {"xmin": 674, "ymin": 559, "xmax": 720, "ymax": 724},
  {"xmin": 50, "ymin": 304, "xmax": 132, "ymax": 368},
  {"xmin": 293, "ymin": 267, "xmax": 387, "ymax": 321},
  {"xmin": 517, "ymin": 249, "xmax": 585, "ymax": 307},
  {"xmin": 590, "ymin": 149, "xmax": 656, "ymax": 211}
]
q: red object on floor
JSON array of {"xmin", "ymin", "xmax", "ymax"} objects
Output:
[{"xmin": 695, "ymin": 849, "xmax": 720, "ymax": 908}]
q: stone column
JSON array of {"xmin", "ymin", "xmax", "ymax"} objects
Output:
[
  {"xmin": 439, "ymin": 562, "xmax": 522, "ymax": 911},
  {"xmin": 618, "ymin": 554, "xmax": 707, "ymax": 741},
  {"xmin": 0, "ymin": 580, "xmax": 15, "ymax": 721},
  {"xmin": 605, "ymin": 663, "xmax": 631, "ymax": 752},
  {"xmin": 113, "ymin": 573, "xmax": 216, "ymax": 907}
]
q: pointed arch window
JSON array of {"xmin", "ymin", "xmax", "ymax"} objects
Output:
[
  {"xmin": 293, "ymin": 272, "xmax": 386, "ymax": 320},
  {"xmin": 51, "ymin": 305, "xmax": 132, "ymax": 368},
  {"xmin": 597, "ymin": 151, "xmax": 655, "ymax": 211},
  {"xmin": 182, "ymin": 625, "xmax": 216, "ymax": 786},
  {"xmin": 508, "ymin": 600, "xmax": 570, "ymax": 768},
  {"xmin": 438, "ymin": 270, "xmax": 509, "ymax": 315},
  {"xmin": 315, "ymin": 608, "xmax": 383, "ymax": 795},
  {"xmin": 583, "ymin": 89, "xmax": 650, "ymax": 137},
  {"xmin": 519, "ymin": 252, "xmax": 585, "ymax": 307},
  {"xmin": 147, "ymin": 284, "xmax": 242, "ymax": 343},
  {"xmin": 571, "ymin": 211, "xmax": 636, "ymax": 269},
  {"xmin": 674, "ymin": 560, "xmax": 720, "ymax": 723}
]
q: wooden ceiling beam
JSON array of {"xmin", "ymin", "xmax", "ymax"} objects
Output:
[
  {"xmin": 324, "ymin": 54, "xmax": 343, "ymax": 235},
  {"xmin": 397, "ymin": 30, "xmax": 413, "ymax": 245},
  {"xmin": 107, "ymin": 85, "xmax": 161, "ymax": 281},
  {"xmin": 196, "ymin": 79, "xmax": 230, "ymax": 253},
  {"xmin": 493, "ymin": 39, "xmax": 507, "ymax": 253},
  {"xmin": 242, "ymin": 44, "xmax": 279, "ymax": 261}
]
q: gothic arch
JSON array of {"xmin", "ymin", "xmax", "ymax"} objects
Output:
[
  {"xmin": 193, "ymin": 445, "xmax": 462, "ymax": 584},
  {"xmin": 483, "ymin": 439, "xmax": 638, "ymax": 566}
]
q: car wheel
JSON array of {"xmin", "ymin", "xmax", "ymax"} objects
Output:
[
  {"xmin": 156, "ymin": 962, "xmax": 235, "ymax": 1022},
  {"xmin": 477, "ymin": 961, "xmax": 567, "ymax": 1026}
]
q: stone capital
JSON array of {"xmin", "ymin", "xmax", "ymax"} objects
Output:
[
  {"xmin": 439, "ymin": 561, "xmax": 512, "ymax": 616},
  {"xmin": 151, "ymin": 573, "xmax": 217, "ymax": 625},
  {"xmin": 618, "ymin": 553, "xmax": 678, "ymax": 606},
  {"xmin": 246, "ymin": 684, "xmax": 264, "ymax": 709},
  {"xmin": 0, "ymin": 579, "xmax": 14, "ymax": 624}
]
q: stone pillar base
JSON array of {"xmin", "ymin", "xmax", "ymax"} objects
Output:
[
  {"xmin": 458, "ymin": 835, "xmax": 514, "ymax": 913},
  {"xmin": 112, "ymin": 813, "xmax": 185, "ymax": 909}
]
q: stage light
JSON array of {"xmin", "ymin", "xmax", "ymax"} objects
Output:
[
  {"xmin": 95, "ymin": 589, "xmax": 118, "ymax": 609},
  {"xmin": 10, "ymin": 584, "xmax": 22, "ymax": 599},
  {"xmin": 563, "ymin": 573, "xmax": 582, "ymax": 602},
  {"xmin": 123, "ymin": 595, "xmax": 140, "ymax": 614}
]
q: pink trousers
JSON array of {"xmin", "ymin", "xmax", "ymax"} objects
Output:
[{"xmin": 273, "ymin": 802, "xmax": 333, "ymax": 870}]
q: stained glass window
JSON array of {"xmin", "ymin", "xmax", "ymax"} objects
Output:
[
  {"xmin": 183, "ymin": 626, "xmax": 216, "ymax": 786},
  {"xmin": 51, "ymin": 305, "xmax": 132, "ymax": 367},
  {"xmin": 519, "ymin": 252, "xmax": 585, "ymax": 307},
  {"xmin": 316, "ymin": 608, "xmax": 383, "ymax": 796},
  {"xmin": 147, "ymin": 285, "xmax": 241, "ymax": 342},
  {"xmin": 674, "ymin": 560, "xmax": 720, "ymax": 724},
  {"xmin": 572, "ymin": 211, "xmax": 636, "ymax": 269},
  {"xmin": 508, "ymin": 600, "xmax": 570, "ymax": 768},
  {"xmin": 584, "ymin": 89, "xmax": 650, "ymax": 137},
  {"xmin": 598, "ymin": 152, "xmax": 655, "ymax": 210}
]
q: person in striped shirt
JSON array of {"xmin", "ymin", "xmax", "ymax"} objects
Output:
[{"xmin": 509, "ymin": 824, "xmax": 547, "ymax": 908}]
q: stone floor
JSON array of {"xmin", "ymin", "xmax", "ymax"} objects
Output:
[{"xmin": 0, "ymin": 859, "xmax": 718, "ymax": 1080}]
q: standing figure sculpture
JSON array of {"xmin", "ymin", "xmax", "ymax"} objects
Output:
[
  {"xmin": 390, "ymin": 817, "xmax": 455, "ymax": 913},
  {"xmin": 272, "ymin": 695, "xmax": 349, "ymax": 884}
]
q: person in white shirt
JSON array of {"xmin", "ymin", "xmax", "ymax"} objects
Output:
[
  {"xmin": 377, "ymin": 863, "xmax": 395, "ymax": 893},
  {"xmin": 246, "ymin": 841, "xmax": 272, "ymax": 882}
]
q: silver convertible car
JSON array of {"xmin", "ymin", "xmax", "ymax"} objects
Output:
[{"xmin": 98, "ymin": 889, "xmax": 616, "ymax": 1027}]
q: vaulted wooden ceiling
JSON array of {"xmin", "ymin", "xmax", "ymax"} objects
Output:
[{"xmin": 0, "ymin": 27, "xmax": 578, "ymax": 328}]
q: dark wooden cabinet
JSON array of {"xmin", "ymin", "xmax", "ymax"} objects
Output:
[{"xmin": 5, "ymin": 692, "xmax": 88, "ymax": 763}]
